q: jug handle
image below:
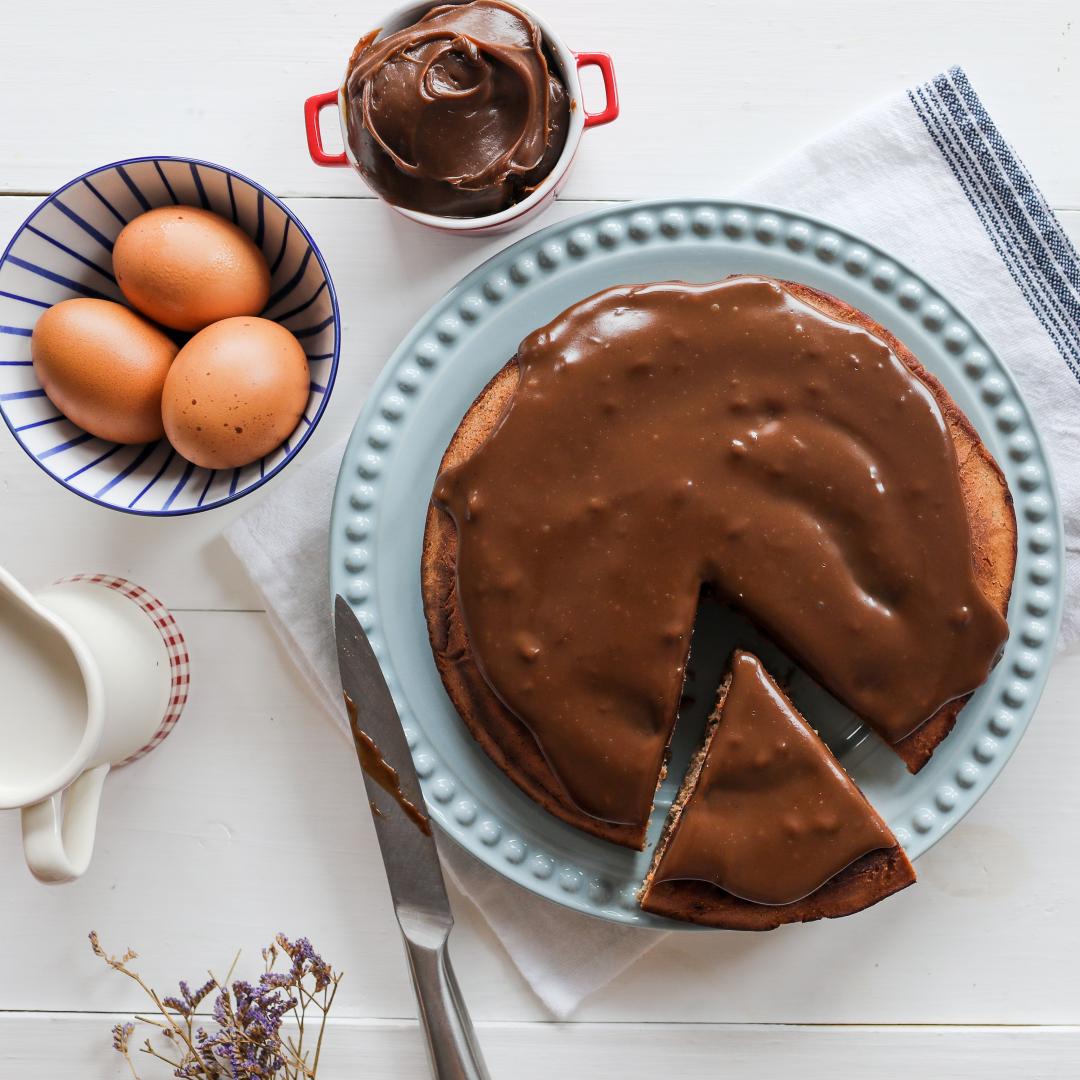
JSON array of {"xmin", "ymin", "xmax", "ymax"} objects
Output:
[{"xmin": 21, "ymin": 764, "xmax": 110, "ymax": 883}]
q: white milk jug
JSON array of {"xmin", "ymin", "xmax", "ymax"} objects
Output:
[{"xmin": 0, "ymin": 568, "xmax": 188, "ymax": 882}]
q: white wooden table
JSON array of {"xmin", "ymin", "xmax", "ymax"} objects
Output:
[{"xmin": 2, "ymin": 2, "xmax": 1079, "ymax": 1076}]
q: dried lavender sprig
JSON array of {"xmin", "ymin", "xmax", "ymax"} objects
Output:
[
  {"xmin": 111, "ymin": 1023, "xmax": 141, "ymax": 1080},
  {"xmin": 92, "ymin": 931, "xmax": 342, "ymax": 1079},
  {"xmin": 90, "ymin": 933, "xmax": 222, "ymax": 1078}
]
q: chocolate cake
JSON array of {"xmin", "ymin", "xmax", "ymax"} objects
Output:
[
  {"xmin": 638, "ymin": 651, "xmax": 916, "ymax": 929},
  {"xmin": 421, "ymin": 276, "xmax": 1016, "ymax": 852}
]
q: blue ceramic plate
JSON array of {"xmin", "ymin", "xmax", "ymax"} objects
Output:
[
  {"xmin": 329, "ymin": 200, "xmax": 1063, "ymax": 927},
  {"xmin": 0, "ymin": 157, "xmax": 339, "ymax": 515}
]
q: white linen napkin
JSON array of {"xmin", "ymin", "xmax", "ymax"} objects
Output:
[{"xmin": 226, "ymin": 65, "xmax": 1080, "ymax": 1018}]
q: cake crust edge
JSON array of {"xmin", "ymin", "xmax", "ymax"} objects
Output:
[{"xmin": 639, "ymin": 845, "xmax": 917, "ymax": 930}]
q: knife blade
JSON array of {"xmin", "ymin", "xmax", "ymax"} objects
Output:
[
  {"xmin": 334, "ymin": 594, "xmax": 490, "ymax": 1080},
  {"xmin": 334, "ymin": 593, "xmax": 448, "ymax": 931}
]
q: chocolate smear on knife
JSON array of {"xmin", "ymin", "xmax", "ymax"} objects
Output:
[{"xmin": 345, "ymin": 691, "xmax": 432, "ymax": 836}]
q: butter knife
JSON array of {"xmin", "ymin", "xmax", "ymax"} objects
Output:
[{"xmin": 334, "ymin": 595, "xmax": 490, "ymax": 1080}]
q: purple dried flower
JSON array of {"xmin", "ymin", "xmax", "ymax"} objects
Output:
[
  {"xmin": 212, "ymin": 989, "xmax": 231, "ymax": 1028},
  {"xmin": 275, "ymin": 933, "xmax": 333, "ymax": 992},
  {"xmin": 93, "ymin": 932, "xmax": 341, "ymax": 1079},
  {"xmin": 216, "ymin": 1042, "xmax": 242, "ymax": 1076},
  {"xmin": 174, "ymin": 1057, "xmax": 206, "ymax": 1080},
  {"xmin": 111, "ymin": 1022, "xmax": 134, "ymax": 1053},
  {"xmin": 164, "ymin": 975, "xmax": 218, "ymax": 1020}
]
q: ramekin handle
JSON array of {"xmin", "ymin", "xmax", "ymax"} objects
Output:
[
  {"xmin": 304, "ymin": 91, "xmax": 349, "ymax": 166},
  {"xmin": 573, "ymin": 53, "xmax": 620, "ymax": 128}
]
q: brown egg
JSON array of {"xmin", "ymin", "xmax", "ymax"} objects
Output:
[
  {"xmin": 113, "ymin": 206, "xmax": 271, "ymax": 331},
  {"xmin": 162, "ymin": 317, "xmax": 309, "ymax": 469},
  {"xmin": 31, "ymin": 298, "xmax": 178, "ymax": 443}
]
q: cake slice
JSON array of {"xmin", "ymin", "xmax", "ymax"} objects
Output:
[{"xmin": 640, "ymin": 651, "xmax": 915, "ymax": 929}]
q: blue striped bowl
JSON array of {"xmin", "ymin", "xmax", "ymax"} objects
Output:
[{"xmin": 0, "ymin": 157, "xmax": 340, "ymax": 514}]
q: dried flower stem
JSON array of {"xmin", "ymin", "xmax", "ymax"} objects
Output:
[
  {"xmin": 90, "ymin": 933, "xmax": 219, "ymax": 1077},
  {"xmin": 309, "ymin": 979, "xmax": 339, "ymax": 1077}
]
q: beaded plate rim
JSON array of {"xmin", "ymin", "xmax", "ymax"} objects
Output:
[{"xmin": 329, "ymin": 198, "xmax": 1064, "ymax": 929}]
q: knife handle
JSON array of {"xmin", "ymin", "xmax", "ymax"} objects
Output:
[{"xmin": 404, "ymin": 936, "xmax": 491, "ymax": 1080}]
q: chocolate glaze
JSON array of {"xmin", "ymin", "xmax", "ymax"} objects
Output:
[
  {"xmin": 433, "ymin": 277, "xmax": 1008, "ymax": 827},
  {"xmin": 344, "ymin": 0, "xmax": 569, "ymax": 218},
  {"xmin": 344, "ymin": 692, "xmax": 432, "ymax": 836},
  {"xmin": 653, "ymin": 651, "xmax": 895, "ymax": 906}
]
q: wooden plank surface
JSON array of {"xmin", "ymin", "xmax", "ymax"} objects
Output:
[
  {"xmin": 3, "ymin": 1015, "xmax": 1079, "ymax": 1080},
  {"xmin": 3, "ymin": 2, "xmax": 1078, "ymax": 207},
  {"xmin": 1, "ymin": 1, "xmax": 1079, "ymax": 1074}
]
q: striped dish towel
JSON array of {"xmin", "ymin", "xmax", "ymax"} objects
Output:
[{"xmin": 227, "ymin": 65, "xmax": 1079, "ymax": 1020}]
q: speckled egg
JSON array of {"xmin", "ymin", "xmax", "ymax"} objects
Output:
[
  {"xmin": 162, "ymin": 316, "xmax": 309, "ymax": 469},
  {"xmin": 31, "ymin": 298, "xmax": 178, "ymax": 443},
  {"xmin": 113, "ymin": 206, "xmax": 271, "ymax": 331}
]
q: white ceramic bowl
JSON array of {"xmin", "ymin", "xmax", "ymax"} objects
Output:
[{"xmin": 304, "ymin": 0, "xmax": 618, "ymax": 235}]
